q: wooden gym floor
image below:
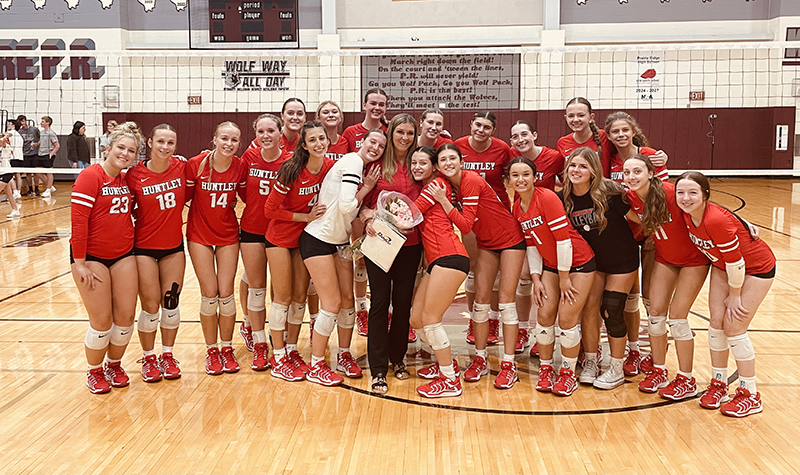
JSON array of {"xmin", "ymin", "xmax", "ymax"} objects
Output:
[{"xmin": 1, "ymin": 177, "xmax": 799, "ymax": 474}]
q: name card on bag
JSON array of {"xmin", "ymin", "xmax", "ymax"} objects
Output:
[{"xmin": 361, "ymin": 218, "xmax": 407, "ymax": 272}]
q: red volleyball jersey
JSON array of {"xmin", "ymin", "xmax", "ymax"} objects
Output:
[
  {"xmin": 454, "ymin": 136, "xmax": 513, "ymax": 209},
  {"xmin": 127, "ymin": 157, "xmax": 187, "ymax": 250},
  {"xmin": 512, "ymin": 187, "xmax": 594, "ymax": 269},
  {"xmin": 280, "ymin": 132, "xmax": 299, "ymax": 157},
  {"xmin": 682, "ymin": 202, "xmax": 775, "ymax": 275},
  {"xmin": 342, "ymin": 122, "xmax": 388, "ymax": 153},
  {"xmin": 556, "ymin": 129, "xmax": 607, "ymax": 159},
  {"xmin": 522, "ymin": 146, "xmax": 565, "ymax": 192},
  {"xmin": 609, "ymin": 146, "xmax": 668, "ymax": 184},
  {"xmin": 240, "ymin": 147, "xmax": 290, "ymax": 235},
  {"xmin": 433, "ymin": 135, "xmax": 454, "ymax": 148},
  {"xmin": 414, "ymin": 177, "xmax": 468, "ymax": 264},
  {"xmin": 70, "ymin": 164, "xmax": 134, "ymax": 259},
  {"xmin": 263, "ymin": 158, "xmax": 335, "ymax": 248},
  {"xmin": 326, "ymin": 134, "xmax": 349, "ymax": 161},
  {"xmin": 185, "ymin": 152, "xmax": 248, "ymax": 246},
  {"xmin": 447, "ymin": 170, "xmax": 524, "ymax": 250}
]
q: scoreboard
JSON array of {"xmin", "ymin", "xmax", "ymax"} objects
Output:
[{"xmin": 189, "ymin": 0, "xmax": 299, "ymax": 49}]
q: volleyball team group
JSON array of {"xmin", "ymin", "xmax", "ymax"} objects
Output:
[{"xmin": 70, "ymin": 89, "xmax": 775, "ymax": 418}]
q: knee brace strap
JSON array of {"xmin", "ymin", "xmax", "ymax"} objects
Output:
[
  {"xmin": 354, "ymin": 265, "xmax": 367, "ymax": 283},
  {"xmin": 200, "ymin": 295, "xmax": 219, "ymax": 316},
  {"xmin": 338, "ymin": 308, "xmax": 356, "ymax": 330},
  {"xmin": 218, "ymin": 294, "xmax": 236, "ymax": 317},
  {"xmin": 314, "ymin": 309, "xmax": 337, "ymax": 337},
  {"xmin": 708, "ymin": 326, "xmax": 728, "ymax": 352},
  {"xmin": 516, "ymin": 279, "xmax": 533, "ymax": 297},
  {"xmin": 287, "ymin": 301, "xmax": 306, "ymax": 325},
  {"xmin": 625, "ymin": 293, "xmax": 641, "ymax": 313},
  {"xmin": 84, "ymin": 326, "xmax": 110, "ymax": 350},
  {"xmin": 728, "ymin": 333, "xmax": 755, "ymax": 362},
  {"xmin": 498, "ymin": 302, "xmax": 519, "ymax": 326},
  {"xmin": 160, "ymin": 306, "xmax": 180, "ymax": 330},
  {"xmin": 559, "ymin": 325, "xmax": 581, "ymax": 350},
  {"xmin": 648, "ymin": 315, "xmax": 668, "ymax": 337},
  {"xmin": 464, "ymin": 272, "xmax": 475, "ymax": 294},
  {"xmin": 424, "ymin": 322, "xmax": 451, "ymax": 351},
  {"xmin": 109, "ymin": 324, "xmax": 134, "ymax": 346},
  {"xmin": 137, "ymin": 310, "xmax": 159, "ymax": 333},
  {"xmin": 163, "ymin": 282, "xmax": 180, "ymax": 310},
  {"xmin": 601, "ymin": 290, "xmax": 628, "ymax": 338},
  {"xmin": 268, "ymin": 302, "xmax": 289, "ymax": 332},
  {"xmin": 247, "ymin": 287, "xmax": 267, "ymax": 312},
  {"xmin": 535, "ymin": 323, "xmax": 556, "ymax": 346},
  {"xmin": 668, "ymin": 319, "xmax": 692, "ymax": 341},
  {"xmin": 307, "ymin": 279, "xmax": 317, "ymax": 296},
  {"xmin": 472, "ymin": 302, "xmax": 490, "ymax": 324}
]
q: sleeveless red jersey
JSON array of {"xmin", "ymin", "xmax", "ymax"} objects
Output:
[
  {"xmin": 342, "ymin": 122, "xmax": 388, "ymax": 153},
  {"xmin": 414, "ymin": 177, "xmax": 468, "ymax": 264},
  {"xmin": 240, "ymin": 147, "xmax": 290, "ymax": 235},
  {"xmin": 326, "ymin": 134, "xmax": 349, "ymax": 161},
  {"xmin": 70, "ymin": 164, "xmax": 134, "ymax": 259},
  {"xmin": 127, "ymin": 156, "xmax": 187, "ymax": 250},
  {"xmin": 454, "ymin": 136, "xmax": 513, "ymax": 210},
  {"xmin": 185, "ymin": 152, "xmax": 248, "ymax": 246},
  {"xmin": 512, "ymin": 187, "xmax": 594, "ymax": 269}
]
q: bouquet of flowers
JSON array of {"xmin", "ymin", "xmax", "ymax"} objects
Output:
[{"xmin": 348, "ymin": 191, "xmax": 423, "ymax": 262}]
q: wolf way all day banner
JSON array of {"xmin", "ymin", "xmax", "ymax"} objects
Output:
[{"xmin": 222, "ymin": 59, "xmax": 289, "ymax": 91}]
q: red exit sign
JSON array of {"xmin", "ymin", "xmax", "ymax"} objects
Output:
[
  {"xmin": 689, "ymin": 91, "xmax": 705, "ymax": 101},
  {"xmin": 187, "ymin": 95, "xmax": 202, "ymax": 105}
]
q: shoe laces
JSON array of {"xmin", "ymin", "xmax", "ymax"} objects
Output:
[{"xmin": 731, "ymin": 387, "xmax": 752, "ymax": 403}]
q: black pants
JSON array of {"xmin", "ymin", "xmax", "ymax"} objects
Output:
[{"xmin": 365, "ymin": 243, "xmax": 423, "ymax": 376}]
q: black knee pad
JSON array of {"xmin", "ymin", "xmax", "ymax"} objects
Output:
[
  {"xmin": 163, "ymin": 282, "xmax": 181, "ymax": 310},
  {"xmin": 601, "ymin": 290, "xmax": 628, "ymax": 338}
]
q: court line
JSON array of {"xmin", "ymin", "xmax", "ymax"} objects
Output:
[
  {"xmin": 0, "ymin": 374, "xmax": 56, "ymax": 416},
  {"xmin": 0, "ymin": 271, "xmax": 71, "ymax": 304},
  {"xmin": 0, "ymin": 204, "xmax": 70, "ymax": 225}
]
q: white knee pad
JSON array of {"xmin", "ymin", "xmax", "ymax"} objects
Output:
[
  {"xmin": 535, "ymin": 323, "xmax": 556, "ymax": 346},
  {"xmin": 84, "ymin": 326, "xmax": 110, "ymax": 350},
  {"xmin": 268, "ymin": 302, "xmax": 289, "ymax": 332},
  {"xmin": 109, "ymin": 324, "xmax": 134, "ymax": 346},
  {"xmin": 314, "ymin": 309, "xmax": 337, "ymax": 337},
  {"xmin": 218, "ymin": 294, "xmax": 236, "ymax": 317},
  {"xmin": 247, "ymin": 287, "xmax": 267, "ymax": 312},
  {"xmin": 464, "ymin": 272, "xmax": 475, "ymax": 294},
  {"xmin": 625, "ymin": 293, "xmax": 641, "ymax": 313},
  {"xmin": 498, "ymin": 302, "xmax": 519, "ymax": 326},
  {"xmin": 708, "ymin": 326, "xmax": 728, "ymax": 352},
  {"xmin": 338, "ymin": 308, "xmax": 356, "ymax": 330},
  {"xmin": 516, "ymin": 279, "xmax": 532, "ymax": 297},
  {"xmin": 648, "ymin": 315, "xmax": 668, "ymax": 337},
  {"xmin": 472, "ymin": 302, "xmax": 490, "ymax": 324},
  {"xmin": 354, "ymin": 265, "xmax": 367, "ymax": 283},
  {"xmin": 728, "ymin": 333, "xmax": 755, "ymax": 362},
  {"xmin": 241, "ymin": 271, "xmax": 249, "ymax": 285},
  {"xmin": 424, "ymin": 322, "xmax": 451, "ymax": 351},
  {"xmin": 492, "ymin": 271, "xmax": 501, "ymax": 292},
  {"xmin": 668, "ymin": 319, "xmax": 692, "ymax": 341},
  {"xmin": 137, "ymin": 310, "xmax": 159, "ymax": 333},
  {"xmin": 307, "ymin": 280, "xmax": 317, "ymax": 296},
  {"xmin": 558, "ymin": 325, "xmax": 581, "ymax": 349},
  {"xmin": 160, "ymin": 306, "xmax": 180, "ymax": 330},
  {"xmin": 288, "ymin": 301, "xmax": 306, "ymax": 325},
  {"xmin": 200, "ymin": 295, "xmax": 219, "ymax": 316}
]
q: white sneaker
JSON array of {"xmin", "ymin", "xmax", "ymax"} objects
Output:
[
  {"xmin": 7, "ymin": 209, "xmax": 20, "ymax": 218},
  {"xmin": 593, "ymin": 362, "xmax": 624, "ymax": 390},
  {"xmin": 579, "ymin": 357, "xmax": 599, "ymax": 385},
  {"xmin": 41, "ymin": 189, "xmax": 51, "ymax": 198},
  {"xmin": 12, "ymin": 190, "xmax": 21, "ymax": 200},
  {"xmin": 48, "ymin": 186, "xmax": 56, "ymax": 193}
]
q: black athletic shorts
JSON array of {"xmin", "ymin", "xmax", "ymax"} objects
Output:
[
  {"xmin": 23, "ymin": 155, "xmax": 38, "ymax": 168},
  {"xmin": 489, "ymin": 240, "xmax": 527, "ymax": 254},
  {"xmin": 0, "ymin": 173, "xmax": 12, "ymax": 184},
  {"xmin": 299, "ymin": 231, "xmax": 346, "ymax": 260},
  {"xmin": 10, "ymin": 160, "xmax": 24, "ymax": 168},
  {"xmin": 37, "ymin": 156, "xmax": 54, "ymax": 168},
  {"xmin": 543, "ymin": 257, "xmax": 597, "ymax": 274},
  {"xmin": 70, "ymin": 246, "xmax": 134, "ymax": 268},
  {"xmin": 426, "ymin": 254, "xmax": 470, "ymax": 275},
  {"xmin": 133, "ymin": 243, "xmax": 185, "ymax": 261},
  {"xmin": 239, "ymin": 228, "xmax": 266, "ymax": 244},
  {"xmin": 753, "ymin": 265, "xmax": 776, "ymax": 280}
]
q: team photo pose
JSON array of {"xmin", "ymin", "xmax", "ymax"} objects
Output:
[
  {"xmin": 343, "ymin": 87, "xmax": 388, "ymax": 153},
  {"xmin": 417, "ymin": 108, "xmax": 453, "ymax": 149},
  {"xmin": 70, "ymin": 122, "xmax": 142, "ymax": 393},
  {"xmin": 318, "ymin": 100, "xmax": 349, "ymax": 162},
  {"xmin": 186, "ymin": 122, "xmax": 248, "ymax": 375},
  {"xmin": 676, "ymin": 171, "xmax": 775, "ymax": 417},
  {"xmin": 128, "ymin": 124, "xmax": 186, "ymax": 382}
]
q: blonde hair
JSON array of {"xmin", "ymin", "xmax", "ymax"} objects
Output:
[
  {"xmin": 198, "ymin": 121, "xmax": 241, "ymax": 184},
  {"xmin": 381, "ymin": 113, "xmax": 417, "ymax": 182},
  {"xmin": 108, "ymin": 121, "xmax": 144, "ymax": 151},
  {"xmin": 561, "ymin": 147, "xmax": 623, "ymax": 233}
]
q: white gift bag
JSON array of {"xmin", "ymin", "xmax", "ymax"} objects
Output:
[{"xmin": 361, "ymin": 217, "xmax": 407, "ymax": 272}]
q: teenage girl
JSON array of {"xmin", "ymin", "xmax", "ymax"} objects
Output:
[
  {"xmin": 318, "ymin": 100, "xmax": 349, "ymax": 162},
  {"xmin": 342, "ymin": 87, "xmax": 389, "ymax": 153},
  {"xmin": 417, "ymin": 108, "xmax": 453, "ymax": 149}
]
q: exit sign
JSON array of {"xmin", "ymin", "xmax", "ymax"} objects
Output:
[
  {"xmin": 187, "ymin": 95, "xmax": 202, "ymax": 105},
  {"xmin": 689, "ymin": 91, "xmax": 705, "ymax": 101}
]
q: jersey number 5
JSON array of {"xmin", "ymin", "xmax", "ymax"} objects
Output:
[{"xmin": 259, "ymin": 180, "xmax": 270, "ymax": 196}]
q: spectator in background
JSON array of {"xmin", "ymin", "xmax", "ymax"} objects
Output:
[
  {"xmin": 17, "ymin": 115, "xmax": 39, "ymax": 196},
  {"xmin": 99, "ymin": 120, "xmax": 118, "ymax": 161},
  {"xmin": 5, "ymin": 119, "xmax": 24, "ymax": 199},
  {"xmin": 37, "ymin": 116, "xmax": 60, "ymax": 198},
  {"xmin": 68, "ymin": 121, "xmax": 91, "ymax": 170}
]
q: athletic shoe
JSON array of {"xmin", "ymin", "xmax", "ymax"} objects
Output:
[
  {"xmin": 408, "ymin": 327, "xmax": 417, "ymax": 343},
  {"xmin": 515, "ymin": 328, "xmax": 529, "ymax": 354},
  {"xmin": 7, "ymin": 209, "xmax": 20, "ymax": 218},
  {"xmin": 41, "ymin": 189, "xmax": 51, "ymax": 198},
  {"xmin": 221, "ymin": 346, "xmax": 240, "ymax": 373},
  {"xmin": 699, "ymin": 379, "xmax": 730, "ymax": 409},
  {"xmin": 158, "ymin": 352, "xmax": 181, "ymax": 379},
  {"xmin": 466, "ymin": 320, "xmax": 475, "ymax": 344},
  {"xmin": 552, "ymin": 367, "xmax": 578, "ymax": 396},
  {"xmin": 33, "ymin": 187, "xmax": 40, "ymax": 196},
  {"xmin": 138, "ymin": 354, "xmax": 162, "ymax": 383},
  {"xmin": 580, "ymin": 344, "xmax": 602, "ymax": 368},
  {"xmin": 593, "ymin": 363, "xmax": 624, "ymax": 390},
  {"xmin": 12, "ymin": 190, "xmax": 21, "ymax": 200},
  {"xmin": 288, "ymin": 350, "xmax": 310, "ymax": 375},
  {"xmin": 659, "ymin": 374, "xmax": 698, "ymax": 401},
  {"xmin": 579, "ymin": 357, "xmax": 599, "ymax": 385},
  {"xmin": 494, "ymin": 361, "xmax": 519, "ymax": 389},
  {"xmin": 251, "ymin": 342, "xmax": 270, "ymax": 371},
  {"xmin": 205, "ymin": 347, "xmax": 223, "ymax": 375},
  {"xmin": 640, "ymin": 352, "xmax": 655, "ymax": 375},
  {"xmin": 530, "ymin": 341, "xmax": 540, "ymax": 358},
  {"xmin": 638, "ymin": 367, "xmax": 669, "ymax": 393},
  {"xmin": 463, "ymin": 355, "xmax": 489, "ymax": 382},
  {"xmin": 270, "ymin": 355, "xmax": 305, "ymax": 381},
  {"xmin": 356, "ymin": 310, "xmax": 369, "ymax": 336},
  {"xmin": 48, "ymin": 186, "xmax": 56, "ymax": 193},
  {"xmin": 487, "ymin": 319, "xmax": 500, "ymax": 345},
  {"xmin": 720, "ymin": 387, "xmax": 763, "ymax": 418},
  {"xmin": 336, "ymin": 351, "xmax": 363, "ymax": 378},
  {"xmin": 418, "ymin": 359, "xmax": 460, "ymax": 380},
  {"xmin": 536, "ymin": 364, "xmax": 555, "ymax": 392},
  {"xmin": 238, "ymin": 324, "xmax": 254, "ymax": 352},
  {"xmin": 623, "ymin": 349, "xmax": 641, "ymax": 376},
  {"xmin": 104, "ymin": 361, "xmax": 130, "ymax": 388},
  {"xmin": 87, "ymin": 368, "xmax": 111, "ymax": 394},
  {"xmin": 307, "ymin": 360, "xmax": 344, "ymax": 386},
  {"xmin": 417, "ymin": 376, "xmax": 463, "ymax": 398}
]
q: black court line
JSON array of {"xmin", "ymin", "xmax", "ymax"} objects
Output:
[
  {"xmin": 0, "ymin": 271, "xmax": 71, "ymax": 304},
  {"xmin": 712, "ymin": 190, "xmax": 746, "ymax": 213}
]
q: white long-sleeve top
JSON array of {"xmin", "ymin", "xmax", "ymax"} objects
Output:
[{"xmin": 304, "ymin": 152, "xmax": 363, "ymax": 245}]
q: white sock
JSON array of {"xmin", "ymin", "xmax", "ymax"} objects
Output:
[
  {"xmin": 476, "ymin": 349, "xmax": 487, "ymax": 359},
  {"xmin": 740, "ymin": 376, "xmax": 757, "ymax": 394},
  {"xmin": 610, "ymin": 357, "xmax": 623, "ymax": 369},
  {"xmin": 339, "ymin": 347, "xmax": 349, "ymax": 356},
  {"xmin": 519, "ymin": 320, "xmax": 529, "ymax": 331},
  {"xmin": 161, "ymin": 345, "xmax": 174, "ymax": 354},
  {"xmin": 711, "ymin": 366, "xmax": 728, "ymax": 382},
  {"xmin": 286, "ymin": 343, "xmax": 298, "ymax": 353},
  {"xmin": 273, "ymin": 347, "xmax": 287, "ymax": 359},
  {"xmin": 88, "ymin": 363, "xmax": 102, "ymax": 370},
  {"xmin": 440, "ymin": 364, "xmax": 456, "ymax": 380},
  {"xmin": 311, "ymin": 355, "xmax": 325, "ymax": 366},
  {"xmin": 563, "ymin": 357, "xmax": 578, "ymax": 371},
  {"xmin": 206, "ymin": 343, "xmax": 218, "ymax": 350},
  {"xmin": 253, "ymin": 330, "xmax": 266, "ymax": 344},
  {"xmin": 503, "ymin": 353, "xmax": 515, "ymax": 363},
  {"xmin": 584, "ymin": 353, "xmax": 597, "ymax": 364},
  {"xmin": 540, "ymin": 359, "xmax": 554, "ymax": 367},
  {"xmin": 221, "ymin": 340, "xmax": 232, "ymax": 349},
  {"xmin": 106, "ymin": 358, "xmax": 120, "ymax": 364},
  {"xmin": 628, "ymin": 341, "xmax": 639, "ymax": 352},
  {"xmin": 356, "ymin": 296, "xmax": 367, "ymax": 312},
  {"xmin": 678, "ymin": 370, "xmax": 693, "ymax": 379},
  {"xmin": 143, "ymin": 349, "xmax": 156, "ymax": 357}
]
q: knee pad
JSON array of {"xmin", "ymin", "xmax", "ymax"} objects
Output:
[
  {"xmin": 423, "ymin": 322, "xmax": 450, "ymax": 351},
  {"xmin": 247, "ymin": 287, "xmax": 267, "ymax": 312},
  {"xmin": 516, "ymin": 279, "xmax": 532, "ymax": 297},
  {"xmin": 708, "ymin": 326, "xmax": 728, "ymax": 352},
  {"xmin": 535, "ymin": 323, "xmax": 556, "ymax": 346},
  {"xmin": 558, "ymin": 325, "xmax": 581, "ymax": 349},
  {"xmin": 160, "ymin": 306, "xmax": 180, "ymax": 330},
  {"xmin": 314, "ymin": 309, "xmax": 337, "ymax": 337},
  {"xmin": 625, "ymin": 293, "xmax": 641, "ymax": 313},
  {"xmin": 200, "ymin": 295, "xmax": 219, "ymax": 316},
  {"xmin": 287, "ymin": 301, "xmax": 306, "ymax": 325},
  {"xmin": 137, "ymin": 309, "xmax": 159, "ymax": 333},
  {"xmin": 498, "ymin": 302, "xmax": 519, "ymax": 326},
  {"xmin": 163, "ymin": 282, "xmax": 180, "ymax": 310},
  {"xmin": 601, "ymin": 290, "xmax": 628, "ymax": 338},
  {"xmin": 241, "ymin": 271, "xmax": 249, "ymax": 285},
  {"xmin": 492, "ymin": 271, "xmax": 501, "ymax": 292},
  {"xmin": 728, "ymin": 333, "xmax": 755, "ymax": 362},
  {"xmin": 338, "ymin": 308, "xmax": 356, "ymax": 330},
  {"xmin": 472, "ymin": 302, "xmax": 490, "ymax": 324},
  {"xmin": 109, "ymin": 324, "xmax": 134, "ymax": 346},
  {"xmin": 648, "ymin": 315, "xmax": 668, "ymax": 337},
  {"xmin": 354, "ymin": 265, "xmax": 367, "ymax": 283},
  {"xmin": 84, "ymin": 326, "xmax": 110, "ymax": 350},
  {"xmin": 307, "ymin": 280, "xmax": 317, "ymax": 296},
  {"xmin": 268, "ymin": 302, "xmax": 289, "ymax": 332},
  {"xmin": 464, "ymin": 272, "xmax": 475, "ymax": 294},
  {"xmin": 668, "ymin": 319, "xmax": 692, "ymax": 341},
  {"xmin": 218, "ymin": 294, "xmax": 236, "ymax": 317}
]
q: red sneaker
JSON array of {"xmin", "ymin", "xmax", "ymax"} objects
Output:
[
  {"xmin": 336, "ymin": 351, "xmax": 363, "ymax": 378},
  {"xmin": 221, "ymin": 346, "xmax": 240, "ymax": 373},
  {"xmin": 720, "ymin": 387, "xmax": 762, "ymax": 418},
  {"xmin": 536, "ymin": 364, "xmax": 555, "ymax": 392},
  {"xmin": 659, "ymin": 374, "xmax": 697, "ymax": 401},
  {"xmin": 515, "ymin": 328, "xmax": 529, "ymax": 354},
  {"xmin": 138, "ymin": 354, "xmax": 162, "ymax": 383},
  {"xmin": 251, "ymin": 342, "xmax": 270, "ymax": 371},
  {"xmin": 356, "ymin": 310, "xmax": 369, "ymax": 336},
  {"xmin": 487, "ymin": 319, "xmax": 500, "ymax": 345},
  {"xmin": 623, "ymin": 349, "xmax": 641, "ymax": 376},
  {"xmin": 408, "ymin": 327, "xmax": 417, "ymax": 343},
  {"xmin": 638, "ymin": 367, "xmax": 669, "ymax": 393},
  {"xmin": 466, "ymin": 320, "xmax": 475, "ymax": 345},
  {"xmin": 494, "ymin": 361, "xmax": 519, "ymax": 389},
  {"xmin": 238, "ymin": 324, "xmax": 254, "ymax": 352},
  {"xmin": 639, "ymin": 352, "xmax": 655, "ymax": 375},
  {"xmin": 104, "ymin": 361, "xmax": 130, "ymax": 388},
  {"xmin": 552, "ymin": 367, "xmax": 578, "ymax": 396},
  {"xmin": 463, "ymin": 355, "xmax": 489, "ymax": 382},
  {"xmin": 307, "ymin": 360, "xmax": 344, "ymax": 386},
  {"xmin": 417, "ymin": 376, "xmax": 462, "ymax": 398},
  {"xmin": 205, "ymin": 347, "xmax": 223, "ymax": 375},
  {"xmin": 158, "ymin": 352, "xmax": 182, "ymax": 379},
  {"xmin": 270, "ymin": 355, "xmax": 305, "ymax": 381},
  {"xmin": 288, "ymin": 350, "xmax": 310, "ymax": 375},
  {"xmin": 87, "ymin": 367, "xmax": 111, "ymax": 394},
  {"xmin": 417, "ymin": 359, "xmax": 459, "ymax": 380},
  {"xmin": 699, "ymin": 379, "xmax": 730, "ymax": 409}
]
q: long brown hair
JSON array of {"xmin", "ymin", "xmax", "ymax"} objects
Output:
[
  {"xmin": 198, "ymin": 121, "xmax": 240, "ymax": 184},
  {"xmin": 363, "ymin": 88, "xmax": 388, "ymax": 127},
  {"xmin": 561, "ymin": 147, "xmax": 623, "ymax": 233},
  {"xmin": 277, "ymin": 121, "xmax": 327, "ymax": 185},
  {"xmin": 381, "ymin": 113, "xmax": 417, "ymax": 182},
  {"xmin": 604, "ymin": 111, "xmax": 650, "ymax": 148},
  {"xmin": 625, "ymin": 154, "xmax": 669, "ymax": 235}
]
